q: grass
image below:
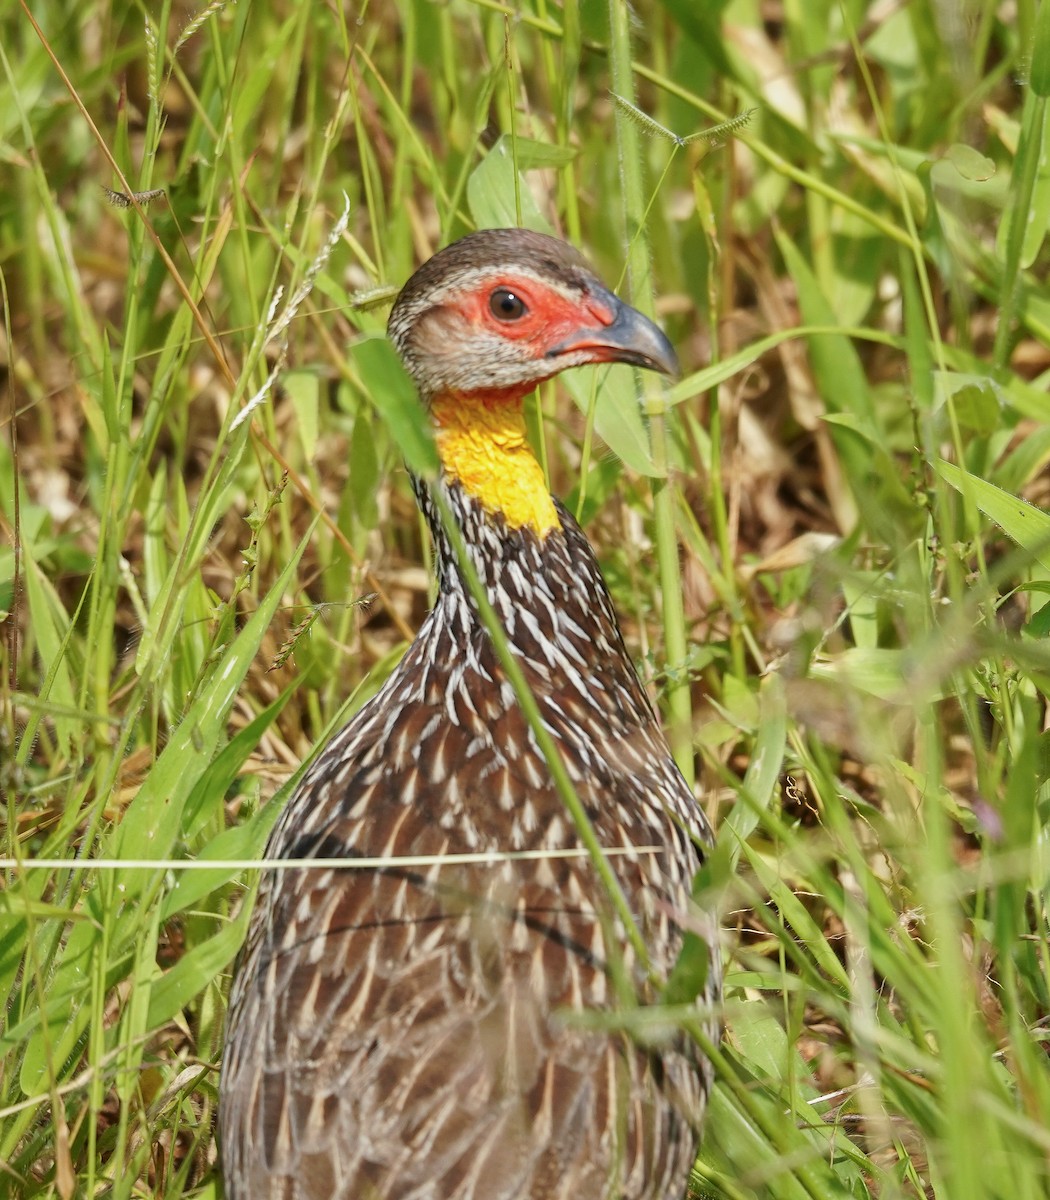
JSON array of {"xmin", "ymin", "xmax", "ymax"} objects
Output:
[{"xmin": 2, "ymin": 0, "xmax": 1050, "ymax": 1196}]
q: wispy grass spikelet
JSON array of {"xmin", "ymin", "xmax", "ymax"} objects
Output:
[
  {"xmin": 143, "ymin": 15, "xmax": 159, "ymax": 107},
  {"xmin": 609, "ymin": 92, "xmax": 680, "ymax": 144},
  {"xmin": 266, "ymin": 192, "xmax": 352, "ymax": 347},
  {"xmin": 610, "ymin": 93, "xmax": 754, "ymax": 150},
  {"xmin": 175, "ymin": 0, "xmax": 236, "ymax": 53},
  {"xmin": 232, "ymin": 357, "xmax": 284, "ymax": 431},
  {"xmin": 680, "ymin": 110, "xmax": 755, "ymax": 147}
]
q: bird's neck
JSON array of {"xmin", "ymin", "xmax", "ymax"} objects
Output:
[
  {"xmin": 430, "ymin": 391, "xmax": 561, "ymax": 537},
  {"xmin": 411, "ymin": 401, "xmax": 652, "ymax": 724}
]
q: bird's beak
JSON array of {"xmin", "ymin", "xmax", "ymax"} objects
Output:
[{"xmin": 546, "ymin": 286, "xmax": 679, "ymax": 377}]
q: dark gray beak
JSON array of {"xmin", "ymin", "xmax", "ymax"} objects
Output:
[{"xmin": 546, "ymin": 286, "xmax": 679, "ymax": 377}]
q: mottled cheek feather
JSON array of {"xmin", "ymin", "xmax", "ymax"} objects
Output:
[{"xmin": 432, "ymin": 394, "xmax": 561, "ymax": 536}]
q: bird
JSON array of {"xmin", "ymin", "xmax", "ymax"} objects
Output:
[{"xmin": 219, "ymin": 227, "xmax": 720, "ymax": 1200}]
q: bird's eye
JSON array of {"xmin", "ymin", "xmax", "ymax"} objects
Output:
[{"xmin": 489, "ymin": 288, "xmax": 527, "ymax": 321}]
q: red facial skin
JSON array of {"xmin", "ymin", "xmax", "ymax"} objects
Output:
[{"xmin": 453, "ymin": 278, "xmax": 619, "ymax": 355}]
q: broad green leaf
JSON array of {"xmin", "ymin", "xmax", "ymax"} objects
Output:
[
  {"xmin": 182, "ymin": 685, "xmax": 294, "ymax": 839},
  {"xmin": 145, "ymin": 909, "xmax": 251, "ymax": 1028},
  {"xmin": 716, "ymin": 674, "xmax": 787, "ymax": 875},
  {"xmin": 940, "ymin": 344, "xmax": 1050, "ymax": 422},
  {"xmin": 159, "ymin": 797, "xmax": 281, "ymax": 921},
  {"xmin": 502, "ymin": 137, "xmax": 578, "ymax": 170},
  {"xmin": 951, "ymin": 383, "xmax": 1002, "ymax": 435},
  {"xmin": 730, "ymin": 1003, "xmax": 800, "ymax": 1088},
  {"xmin": 466, "ymin": 135, "xmax": 554, "ymax": 233},
  {"xmin": 931, "ymin": 373, "xmax": 1002, "ymax": 435},
  {"xmin": 944, "ymin": 143, "xmax": 996, "ymax": 181},
  {"xmin": 935, "ymin": 459, "xmax": 1050, "ymax": 572},
  {"xmin": 663, "ymin": 929, "xmax": 713, "ymax": 1008},
  {"xmin": 17, "ymin": 897, "xmax": 107, "ymax": 1094},
  {"xmin": 351, "ymin": 335, "xmax": 438, "ymax": 477},
  {"xmin": 561, "ymin": 368, "xmax": 659, "ymax": 478},
  {"xmin": 809, "ymin": 646, "xmax": 917, "ymax": 702},
  {"xmin": 717, "ymin": 673, "xmax": 760, "ymax": 731},
  {"xmin": 739, "ymin": 676, "xmax": 786, "ymax": 820},
  {"xmin": 230, "ymin": 11, "xmax": 300, "ymax": 138},
  {"xmin": 1022, "ymin": 597, "xmax": 1050, "ymax": 643},
  {"xmin": 842, "ymin": 573, "xmax": 881, "ymax": 652}
]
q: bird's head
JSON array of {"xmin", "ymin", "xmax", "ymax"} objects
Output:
[
  {"xmin": 387, "ymin": 228, "xmax": 677, "ymax": 403},
  {"xmin": 386, "ymin": 229, "xmax": 677, "ymax": 536}
]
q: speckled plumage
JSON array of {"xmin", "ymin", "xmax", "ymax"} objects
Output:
[{"xmin": 220, "ymin": 230, "xmax": 720, "ymax": 1200}]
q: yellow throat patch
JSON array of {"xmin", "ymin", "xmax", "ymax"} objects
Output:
[{"xmin": 431, "ymin": 394, "xmax": 561, "ymax": 536}]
